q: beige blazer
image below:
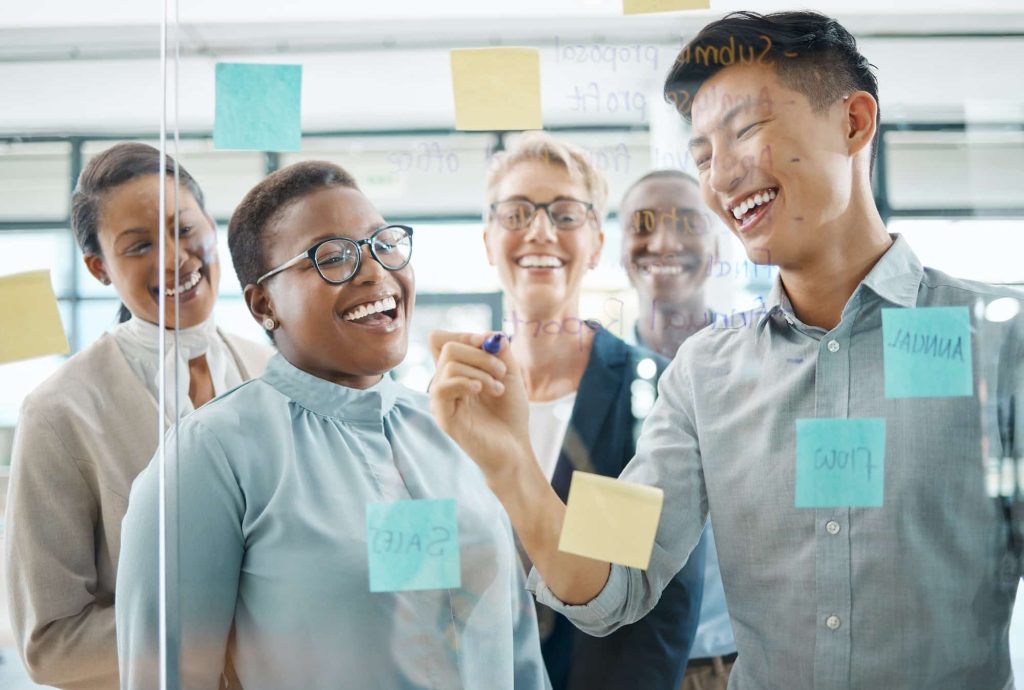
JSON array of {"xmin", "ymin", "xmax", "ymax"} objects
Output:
[{"xmin": 3, "ymin": 330, "xmax": 271, "ymax": 690}]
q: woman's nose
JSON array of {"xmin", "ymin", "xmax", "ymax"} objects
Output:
[
  {"xmin": 353, "ymin": 243, "xmax": 387, "ymax": 283},
  {"xmin": 522, "ymin": 210, "xmax": 557, "ymax": 242},
  {"xmin": 161, "ymin": 235, "xmax": 192, "ymax": 270}
]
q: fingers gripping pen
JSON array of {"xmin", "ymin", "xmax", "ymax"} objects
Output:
[{"xmin": 482, "ymin": 332, "xmax": 507, "ymax": 354}]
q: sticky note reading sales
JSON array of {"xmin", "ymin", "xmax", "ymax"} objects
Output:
[
  {"xmin": 214, "ymin": 63, "xmax": 302, "ymax": 152},
  {"xmin": 623, "ymin": 0, "xmax": 710, "ymax": 15},
  {"xmin": 882, "ymin": 306, "xmax": 973, "ymax": 398},
  {"xmin": 366, "ymin": 499, "xmax": 460, "ymax": 593},
  {"xmin": 450, "ymin": 48, "xmax": 542, "ymax": 131},
  {"xmin": 559, "ymin": 472, "xmax": 663, "ymax": 570},
  {"xmin": 795, "ymin": 418, "xmax": 886, "ymax": 508},
  {"xmin": 0, "ymin": 270, "xmax": 69, "ymax": 364}
]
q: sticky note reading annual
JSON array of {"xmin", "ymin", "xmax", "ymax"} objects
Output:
[
  {"xmin": 623, "ymin": 0, "xmax": 711, "ymax": 15},
  {"xmin": 366, "ymin": 499, "xmax": 460, "ymax": 593},
  {"xmin": 795, "ymin": 418, "xmax": 886, "ymax": 508},
  {"xmin": 450, "ymin": 48, "xmax": 542, "ymax": 131},
  {"xmin": 214, "ymin": 63, "xmax": 302, "ymax": 152},
  {"xmin": 882, "ymin": 306, "xmax": 973, "ymax": 398},
  {"xmin": 0, "ymin": 270, "xmax": 69, "ymax": 364},
  {"xmin": 558, "ymin": 472, "xmax": 663, "ymax": 570}
]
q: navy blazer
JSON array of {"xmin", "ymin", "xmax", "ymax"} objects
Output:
[{"xmin": 538, "ymin": 325, "xmax": 706, "ymax": 690}]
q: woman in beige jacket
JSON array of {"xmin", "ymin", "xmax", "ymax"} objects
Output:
[{"xmin": 3, "ymin": 143, "xmax": 272, "ymax": 690}]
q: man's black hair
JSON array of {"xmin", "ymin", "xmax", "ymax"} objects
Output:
[{"xmin": 663, "ymin": 11, "xmax": 880, "ymax": 173}]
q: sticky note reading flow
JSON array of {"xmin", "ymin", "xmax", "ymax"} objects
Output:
[
  {"xmin": 0, "ymin": 270, "xmax": 69, "ymax": 364},
  {"xmin": 623, "ymin": 0, "xmax": 710, "ymax": 14},
  {"xmin": 795, "ymin": 418, "xmax": 886, "ymax": 508},
  {"xmin": 882, "ymin": 306, "xmax": 973, "ymax": 398},
  {"xmin": 366, "ymin": 499, "xmax": 460, "ymax": 593},
  {"xmin": 450, "ymin": 48, "xmax": 542, "ymax": 131},
  {"xmin": 214, "ymin": 63, "xmax": 302, "ymax": 152},
  {"xmin": 559, "ymin": 472, "xmax": 663, "ymax": 570}
]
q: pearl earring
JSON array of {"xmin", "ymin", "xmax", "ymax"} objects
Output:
[{"xmin": 262, "ymin": 317, "xmax": 276, "ymax": 331}]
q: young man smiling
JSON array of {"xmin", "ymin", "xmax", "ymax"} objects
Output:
[{"xmin": 429, "ymin": 10, "xmax": 1024, "ymax": 689}]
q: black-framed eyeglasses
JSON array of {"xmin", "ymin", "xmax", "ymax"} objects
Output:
[
  {"xmin": 489, "ymin": 199, "xmax": 594, "ymax": 232},
  {"xmin": 255, "ymin": 224, "xmax": 414, "ymax": 286},
  {"xmin": 628, "ymin": 208, "xmax": 711, "ymax": 237}
]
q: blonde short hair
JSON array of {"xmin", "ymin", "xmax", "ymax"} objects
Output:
[{"xmin": 485, "ymin": 131, "xmax": 609, "ymax": 226}]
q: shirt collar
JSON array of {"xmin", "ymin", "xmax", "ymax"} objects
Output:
[
  {"xmin": 757, "ymin": 234, "xmax": 923, "ymax": 329},
  {"xmin": 857, "ymin": 234, "xmax": 923, "ymax": 308},
  {"xmin": 262, "ymin": 353, "xmax": 399, "ymax": 423}
]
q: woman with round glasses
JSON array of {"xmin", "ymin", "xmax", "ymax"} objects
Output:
[
  {"xmin": 115, "ymin": 161, "xmax": 549, "ymax": 690},
  {"xmin": 482, "ymin": 132, "xmax": 705, "ymax": 690}
]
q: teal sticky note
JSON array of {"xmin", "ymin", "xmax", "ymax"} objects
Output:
[
  {"xmin": 214, "ymin": 63, "xmax": 302, "ymax": 152},
  {"xmin": 795, "ymin": 418, "xmax": 885, "ymax": 508},
  {"xmin": 366, "ymin": 499, "xmax": 460, "ymax": 593},
  {"xmin": 882, "ymin": 306, "xmax": 973, "ymax": 398}
]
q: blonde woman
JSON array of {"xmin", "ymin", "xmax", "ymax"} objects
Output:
[{"xmin": 480, "ymin": 132, "xmax": 705, "ymax": 690}]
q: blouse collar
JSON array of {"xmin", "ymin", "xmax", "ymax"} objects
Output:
[{"xmin": 262, "ymin": 353, "xmax": 400, "ymax": 422}]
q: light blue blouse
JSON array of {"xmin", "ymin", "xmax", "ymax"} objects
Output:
[{"xmin": 117, "ymin": 354, "xmax": 550, "ymax": 690}]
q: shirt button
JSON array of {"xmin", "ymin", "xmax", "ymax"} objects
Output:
[
  {"xmin": 826, "ymin": 615, "xmax": 841, "ymax": 630},
  {"xmin": 827, "ymin": 339, "xmax": 840, "ymax": 353},
  {"xmin": 826, "ymin": 520, "xmax": 841, "ymax": 535}
]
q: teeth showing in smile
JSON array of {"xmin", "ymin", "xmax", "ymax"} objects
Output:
[
  {"xmin": 164, "ymin": 269, "xmax": 201, "ymax": 297},
  {"xmin": 517, "ymin": 254, "xmax": 565, "ymax": 269},
  {"xmin": 343, "ymin": 295, "xmax": 398, "ymax": 321},
  {"xmin": 637, "ymin": 254, "xmax": 702, "ymax": 276},
  {"xmin": 644, "ymin": 264, "xmax": 683, "ymax": 275},
  {"xmin": 730, "ymin": 188, "xmax": 777, "ymax": 220}
]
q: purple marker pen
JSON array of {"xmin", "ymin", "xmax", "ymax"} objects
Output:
[{"xmin": 482, "ymin": 332, "xmax": 505, "ymax": 355}]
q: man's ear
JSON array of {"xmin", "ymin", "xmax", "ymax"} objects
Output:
[
  {"xmin": 845, "ymin": 90, "xmax": 877, "ymax": 159},
  {"xmin": 83, "ymin": 253, "xmax": 112, "ymax": 286},
  {"xmin": 244, "ymin": 283, "xmax": 276, "ymax": 328}
]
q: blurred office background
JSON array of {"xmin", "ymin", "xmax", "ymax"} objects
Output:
[{"xmin": 1, "ymin": 1, "xmax": 1022, "ymax": 686}]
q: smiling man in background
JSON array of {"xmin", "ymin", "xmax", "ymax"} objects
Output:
[
  {"xmin": 619, "ymin": 170, "xmax": 716, "ymax": 359},
  {"xmin": 619, "ymin": 172, "xmax": 736, "ymax": 689}
]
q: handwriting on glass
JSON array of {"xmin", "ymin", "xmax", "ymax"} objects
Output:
[
  {"xmin": 369, "ymin": 526, "xmax": 452, "ymax": 557},
  {"xmin": 885, "ymin": 328, "xmax": 966, "ymax": 361},
  {"xmin": 814, "ymin": 446, "xmax": 878, "ymax": 481}
]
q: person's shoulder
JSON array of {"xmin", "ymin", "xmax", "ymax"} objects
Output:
[
  {"xmin": 616, "ymin": 334, "xmax": 672, "ymax": 384},
  {"xmin": 21, "ymin": 333, "xmax": 128, "ymax": 417},
  {"xmin": 182, "ymin": 377, "xmax": 279, "ymax": 435},
  {"xmin": 390, "ymin": 380, "xmax": 448, "ymax": 427},
  {"xmin": 594, "ymin": 326, "xmax": 669, "ymax": 368},
  {"xmin": 681, "ymin": 307, "xmax": 763, "ymax": 353},
  {"xmin": 392, "ymin": 380, "xmax": 429, "ymax": 407},
  {"xmin": 920, "ymin": 267, "xmax": 1024, "ymax": 302},
  {"xmin": 220, "ymin": 330, "xmax": 275, "ymax": 378},
  {"xmin": 621, "ymin": 333, "xmax": 669, "ymax": 366}
]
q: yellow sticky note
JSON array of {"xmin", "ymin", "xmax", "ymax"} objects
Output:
[
  {"xmin": 558, "ymin": 472, "xmax": 664, "ymax": 570},
  {"xmin": 623, "ymin": 0, "xmax": 710, "ymax": 14},
  {"xmin": 450, "ymin": 48, "xmax": 542, "ymax": 131},
  {"xmin": 0, "ymin": 270, "xmax": 69, "ymax": 364}
]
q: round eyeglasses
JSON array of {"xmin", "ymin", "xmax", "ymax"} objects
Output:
[
  {"xmin": 489, "ymin": 199, "xmax": 594, "ymax": 232},
  {"xmin": 256, "ymin": 224, "xmax": 414, "ymax": 286}
]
